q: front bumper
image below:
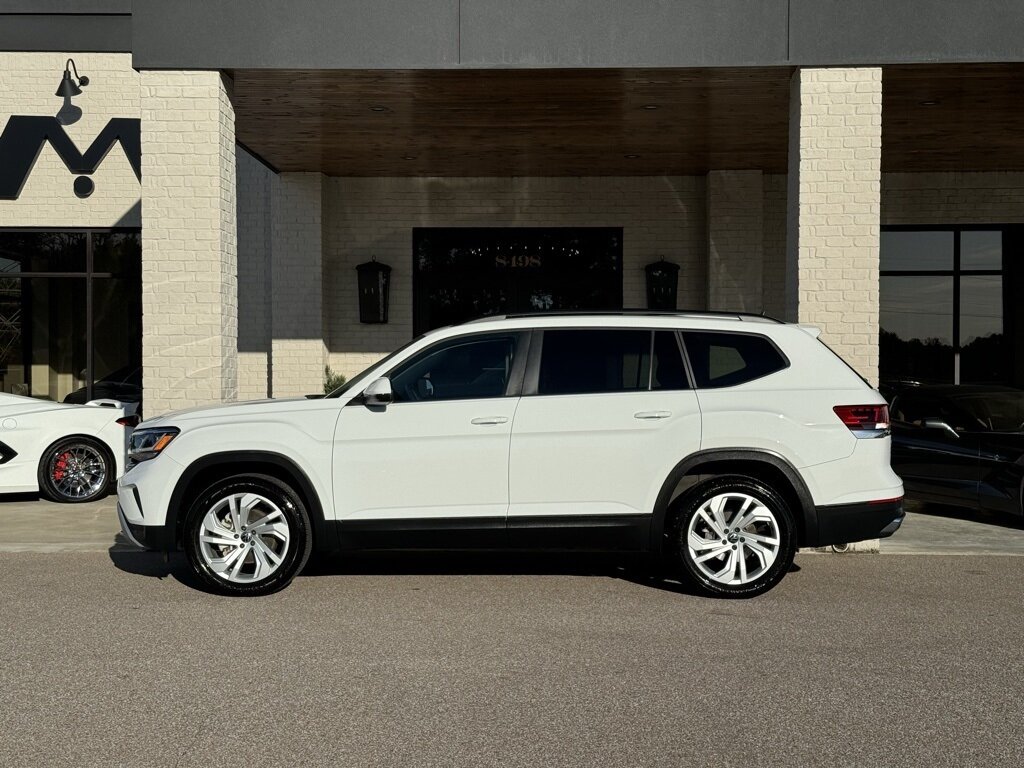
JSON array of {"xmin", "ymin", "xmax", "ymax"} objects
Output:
[
  {"xmin": 809, "ymin": 498, "xmax": 905, "ymax": 547},
  {"xmin": 117, "ymin": 500, "xmax": 168, "ymax": 551}
]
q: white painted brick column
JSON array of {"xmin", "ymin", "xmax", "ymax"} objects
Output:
[
  {"xmin": 786, "ymin": 67, "xmax": 882, "ymax": 384},
  {"xmin": 270, "ymin": 172, "xmax": 326, "ymax": 397},
  {"xmin": 786, "ymin": 67, "xmax": 882, "ymax": 554},
  {"xmin": 707, "ymin": 170, "xmax": 764, "ymax": 312},
  {"xmin": 140, "ymin": 71, "xmax": 238, "ymax": 414}
]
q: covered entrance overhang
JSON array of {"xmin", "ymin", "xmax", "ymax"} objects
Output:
[{"xmin": 231, "ymin": 63, "xmax": 1024, "ymax": 177}]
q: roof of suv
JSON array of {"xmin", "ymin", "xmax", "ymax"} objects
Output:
[{"xmin": 462, "ymin": 309, "xmax": 783, "ymax": 326}]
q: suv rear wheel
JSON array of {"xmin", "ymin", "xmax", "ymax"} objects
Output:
[
  {"xmin": 668, "ymin": 475, "xmax": 797, "ymax": 598},
  {"xmin": 184, "ymin": 474, "xmax": 313, "ymax": 596}
]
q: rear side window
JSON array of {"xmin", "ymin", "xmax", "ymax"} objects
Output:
[
  {"xmin": 538, "ymin": 329, "xmax": 691, "ymax": 395},
  {"xmin": 539, "ymin": 330, "xmax": 650, "ymax": 395},
  {"xmin": 682, "ymin": 331, "xmax": 787, "ymax": 388}
]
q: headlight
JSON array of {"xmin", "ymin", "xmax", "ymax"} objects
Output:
[{"xmin": 128, "ymin": 427, "xmax": 180, "ymax": 463}]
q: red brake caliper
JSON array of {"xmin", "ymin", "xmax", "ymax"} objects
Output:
[{"xmin": 53, "ymin": 452, "xmax": 70, "ymax": 481}]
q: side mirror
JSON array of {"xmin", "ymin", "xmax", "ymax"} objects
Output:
[
  {"xmin": 363, "ymin": 377, "xmax": 393, "ymax": 406},
  {"xmin": 923, "ymin": 419, "xmax": 958, "ymax": 438}
]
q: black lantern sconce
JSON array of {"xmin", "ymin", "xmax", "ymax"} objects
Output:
[
  {"xmin": 356, "ymin": 259, "xmax": 392, "ymax": 324},
  {"xmin": 645, "ymin": 259, "xmax": 680, "ymax": 310},
  {"xmin": 55, "ymin": 58, "xmax": 89, "ymax": 126}
]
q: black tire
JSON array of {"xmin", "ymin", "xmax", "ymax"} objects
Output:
[
  {"xmin": 37, "ymin": 436, "xmax": 113, "ymax": 504},
  {"xmin": 668, "ymin": 475, "xmax": 797, "ymax": 598},
  {"xmin": 184, "ymin": 474, "xmax": 313, "ymax": 597}
]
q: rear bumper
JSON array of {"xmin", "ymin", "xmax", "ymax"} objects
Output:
[{"xmin": 808, "ymin": 498, "xmax": 904, "ymax": 548}]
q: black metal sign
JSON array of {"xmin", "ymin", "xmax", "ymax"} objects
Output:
[{"xmin": 0, "ymin": 116, "xmax": 141, "ymax": 200}]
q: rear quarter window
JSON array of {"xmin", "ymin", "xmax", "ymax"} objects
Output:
[{"xmin": 682, "ymin": 331, "xmax": 788, "ymax": 388}]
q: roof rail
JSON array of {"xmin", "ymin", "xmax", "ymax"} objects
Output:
[{"xmin": 470, "ymin": 309, "xmax": 785, "ymax": 324}]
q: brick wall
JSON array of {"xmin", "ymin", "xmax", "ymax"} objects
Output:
[
  {"xmin": 236, "ymin": 147, "xmax": 273, "ymax": 400},
  {"xmin": 0, "ymin": 52, "xmax": 140, "ymax": 227},
  {"xmin": 707, "ymin": 170, "xmax": 764, "ymax": 312},
  {"xmin": 322, "ymin": 176, "xmax": 706, "ymax": 378},
  {"xmin": 786, "ymin": 67, "xmax": 883, "ymax": 384},
  {"xmin": 140, "ymin": 71, "xmax": 237, "ymax": 413}
]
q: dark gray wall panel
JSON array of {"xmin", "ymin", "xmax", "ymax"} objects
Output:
[
  {"xmin": 790, "ymin": 0, "xmax": 1024, "ymax": 65},
  {"xmin": 0, "ymin": 1, "xmax": 130, "ymax": 12},
  {"xmin": 0, "ymin": 14, "xmax": 131, "ymax": 52},
  {"xmin": 459, "ymin": 0, "xmax": 789, "ymax": 67},
  {"xmin": 131, "ymin": 0, "xmax": 458, "ymax": 69}
]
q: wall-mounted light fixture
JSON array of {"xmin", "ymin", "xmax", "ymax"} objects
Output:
[
  {"xmin": 55, "ymin": 58, "xmax": 89, "ymax": 126},
  {"xmin": 356, "ymin": 259, "xmax": 392, "ymax": 324},
  {"xmin": 645, "ymin": 258, "xmax": 680, "ymax": 310}
]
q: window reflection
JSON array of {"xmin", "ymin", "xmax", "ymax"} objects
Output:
[
  {"xmin": 960, "ymin": 275, "xmax": 1005, "ymax": 383},
  {"xmin": 880, "ymin": 231, "xmax": 953, "ymax": 271}
]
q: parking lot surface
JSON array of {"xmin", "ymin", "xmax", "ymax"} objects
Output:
[{"xmin": 1, "ymin": 551, "xmax": 1023, "ymax": 767}]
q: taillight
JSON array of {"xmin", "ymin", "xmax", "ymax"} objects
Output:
[
  {"xmin": 117, "ymin": 415, "xmax": 141, "ymax": 428},
  {"xmin": 833, "ymin": 404, "xmax": 890, "ymax": 438}
]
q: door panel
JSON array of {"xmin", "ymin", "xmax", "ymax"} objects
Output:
[
  {"xmin": 332, "ymin": 330, "xmax": 526, "ymax": 529},
  {"xmin": 508, "ymin": 390, "xmax": 701, "ymax": 518},
  {"xmin": 891, "ymin": 424, "xmax": 980, "ymax": 502},
  {"xmin": 334, "ymin": 398, "xmax": 517, "ymax": 521}
]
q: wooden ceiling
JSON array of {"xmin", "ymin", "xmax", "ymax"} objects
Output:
[
  {"xmin": 230, "ymin": 64, "xmax": 1024, "ymax": 177},
  {"xmin": 882, "ymin": 64, "xmax": 1024, "ymax": 173},
  {"xmin": 231, "ymin": 67, "xmax": 793, "ymax": 176}
]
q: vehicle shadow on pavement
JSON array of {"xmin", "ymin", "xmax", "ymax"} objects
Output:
[{"xmin": 106, "ymin": 541, "xmax": 785, "ymax": 598}]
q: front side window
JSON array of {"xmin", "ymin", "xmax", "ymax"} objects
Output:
[
  {"xmin": 682, "ymin": 332, "xmax": 787, "ymax": 388},
  {"xmin": 389, "ymin": 334, "xmax": 519, "ymax": 403}
]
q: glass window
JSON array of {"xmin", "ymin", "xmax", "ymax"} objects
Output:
[
  {"xmin": 959, "ymin": 275, "xmax": 1005, "ymax": 383},
  {"xmin": 880, "ymin": 275, "xmax": 955, "ymax": 384},
  {"xmin": 952, "ymin": 391, "xmax": 1024, "ymax": 432},
  {"xmin": 682, "ymin": 332, "xmax": 787, "ymax": 388},
  {"xmin": 538, "ymin": 330, "xmax": 651, "ymax": 396},
  {"xmin": 390, "ymin": 334, "xmax": 518, "ymax": 402},
  {"xmin": 880, "ymin": 231, "xmax": 953, "ymax": 271},
  {"xmin": 413, "ymin": 228, "xmax": 623, "ymax": 335},
  {"xmin": 0, "ymin": 231, "xmax": 141, "ymax": 403},
  {"xmin": 652, "ymin": 331, "xmax": 688, "ymax": 390},
  {"xmin": 960, "ymin": 231, "xmax": 1002, "ymax": 270},
  {"xmin": 0, "ymin": 232, "xmax": 87, "ymax": 273}
]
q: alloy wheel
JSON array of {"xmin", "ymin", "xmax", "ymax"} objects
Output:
[
  {"xmin": 686, "ymin": 491, "xmax": 781, "ymax": 586},
  {"xmin": 48, "ymin": 444, "xmax": 107, "ymax": 500},
  {"xmin": 198, "ymin": 492, "xmax": 291, "ymax": 584}
]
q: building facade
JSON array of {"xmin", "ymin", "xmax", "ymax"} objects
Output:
[{"xmin": 1, "ymin": 2, "xmax": 1023, "ymax": 414}]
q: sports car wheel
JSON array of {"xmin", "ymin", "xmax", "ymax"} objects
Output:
[
  {"xmin": 184, "ymin": 474, "xmax": 313, "ymax": 597},
  {"xmin": 38, "ymin": 437, "xmax": 113, "ymax": 503}
]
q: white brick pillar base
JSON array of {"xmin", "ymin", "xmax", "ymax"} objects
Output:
[
  {"xmin": 141, "ymin": 71, "xmax": 238, "ymax": 414},
  {"xmin": 786, "ymin": 67, "xmax": 882, "ymax": 384},
  {"xmin": 786, "ymin": 67, "xmax": 882, "ymax": 553},
  {"xmin": 270, "ymin": 173, "xmax": 326, "ymax": 398},
  {"xmin": 707, "ymin": 170, "xmax": 764, "ymax": 312}
]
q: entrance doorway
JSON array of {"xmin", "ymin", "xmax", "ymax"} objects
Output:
[{"xmin": 412, "ymin": 227, "xmax": 623, "ymax": 334}]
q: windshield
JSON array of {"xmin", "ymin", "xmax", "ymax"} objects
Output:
[
  {"xmin": 324, "ymin": 335, "xmax": 425, "ymax": 398},
  {"xmin": 951, "ymin": 392, "xmax": 1024, "ymax": 432}
]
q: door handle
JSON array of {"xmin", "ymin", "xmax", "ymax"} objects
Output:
[
  {"xmin": 634, "ymin": 410, "xmax": 671, "ymax": 420},
  {"xmin": 471, "ymin": 416, "xmax": 509, "ymax": 425}
]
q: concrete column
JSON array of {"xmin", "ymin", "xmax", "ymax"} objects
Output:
[
  {"xmin": 140, "ymin": 71, "xmax": 237, "ymax": 414},
  {"xmin": 786, "ymin": 67, "xmax": 882, "ymax": 384},
  {"xmin": 269, "ymin": 172, "xmax": 326, "ymax": 398},
  {"xmin": 707, "ymin": 170, "xmax": 764, "ymax": 312}
]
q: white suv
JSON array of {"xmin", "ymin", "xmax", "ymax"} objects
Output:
[{"xmin": 117, "ymin": 311, "xmax": 904, "ymax": 597}]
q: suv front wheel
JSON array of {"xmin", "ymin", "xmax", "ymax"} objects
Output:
[
  {"xmin": 184, "ymin": 474, "xmax": 313, "ymax": 596},
  {"xmin": 669, "ymin": 475, "xmax": 797, "ymax": 598}
]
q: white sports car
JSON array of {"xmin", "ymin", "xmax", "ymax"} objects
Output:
[{"xmin": 0, "ymin": 393, "xmax": 137, "ymax": 503}]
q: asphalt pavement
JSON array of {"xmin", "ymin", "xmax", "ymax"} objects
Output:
[{"xmin": 1, "ymin": 550, "xmax": 1023, "ymax": 767}]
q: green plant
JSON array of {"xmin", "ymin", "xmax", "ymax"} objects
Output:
[{"xmin": 324, "ymin": 366, "xmax": 347, "ymax": 394}]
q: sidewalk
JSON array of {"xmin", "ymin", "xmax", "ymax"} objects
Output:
[{"xmin": 1, "ymin": 495, "xmax": 1022, "ymax": 555}]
